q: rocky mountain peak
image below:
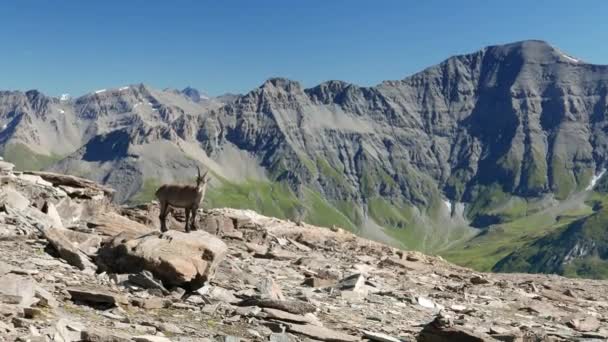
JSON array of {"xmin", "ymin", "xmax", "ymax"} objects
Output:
[
  {"xmin": 181, "ymin": 86, "xmax": 209, "ymax": 102},
  {"xmin": 260, "ymin": 77, "xmax": 303, "ymax": 93}
]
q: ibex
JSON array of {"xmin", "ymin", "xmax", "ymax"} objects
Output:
[{"xmin": 155, "ymin": 166, "xmax": 210, "ymax": 233}]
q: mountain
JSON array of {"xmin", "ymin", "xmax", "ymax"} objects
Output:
[{"xmin": 3, "ymin": 40, "xmax": 608, "ymax": 277}]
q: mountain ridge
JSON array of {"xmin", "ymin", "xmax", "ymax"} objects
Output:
[{"xmin": 3, "ymin": 39, "xmax": 608, "ymax": 278}]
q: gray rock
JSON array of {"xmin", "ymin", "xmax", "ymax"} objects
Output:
[
  {"xmin": 157, "ymin": 322, "xmax": 183, "ymax": 334},
  {"xmin": 269, "ymin": 333, "xmax": 297, "ymax": 342},
  {"xmin": 67, "ymin": 287, "xmax": 128, "ymax": 307},
  {"xmin": 0, "ymin": 274, "xmax": 36, "ymax": 307},
  {"xmin": 0, "ymin": 187, "xmax": 30, "ymax": 210},
  {"xmin": 38, "ymin": 226, "xmax": 97, "ymax": 272},
  {"xmin": 361, "ymin": 330, "xmax": 400, "ymax": 342},
  {"xmin": 132, "ymin": 336, "xmax": 172, "ymax": 342},
  {"xmin": 238, "ymin": 298, "xmax": 316, "ymax": 315},
  {"xmin": 33, "ymin": 289, "xmax": 57, "ymax": 311},
  {"xmin": 128, "ymin": 271, "xmax": 169, "ymax": 295},
  {"xmin": 418, "ymin": 313, "xmax": 494, "ymax": 341},
  {"xmin": 53, "ymin": 318, "xmax": 82, "ymax": 342},
  {"xmin": 262, "ymin": 308, "xmax": 318, "ymax": 325},
  {"xmin": 131, "ymin": 297, "xmax": 165, "ymax": 310},
  {"xmin": 42, "ymin": 201, "xmax": 64, "ymax": 229},
  {"xmin": 567, "ymin": 316, "xmax": 601, "ymax": 332},
  {"xmin": 81, "ymin": 327, "xmax": 132, "ymax": 342},
  {"xmin": 97, "ymin": 230, "xmax": 227, "ymax": 288},
  {"xmin": 286, "ymin": 323, "xmax": 358, "ymax": 342},
  {"xmin": 257, "ymin": 276, "xmax": 285, "ymax": 301}
]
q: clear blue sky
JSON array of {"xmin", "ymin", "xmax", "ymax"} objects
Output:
[{"xmin": 1, "ymin": 1, "xmax": 607, "ymax": 97}]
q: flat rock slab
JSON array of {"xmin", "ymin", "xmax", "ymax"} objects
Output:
[
  {"xmin": 287, "ymin": 323, "xmax": 358, "ymax": 342},
  {"xmin": 238, "ymin": 298, "xmax": 316, "ymax": 315},
  {"xmin": 87, "ymin": 212, "xmax": 152, "ymax": 240},
  {"xmin": 263, "ymin": 308, "xmax": 318, "ymax": 325},
  {"xmin": 362, "ymin": 330, "xmax": 400, "ymax": 342},
  {"xmin": 567, "ymin": 316, "xmax": 601, "ymax": 332},
  {"xmin": 128, "ymin": 271, "xmax": 169, "ymax": 295},
  {"xmin": 98, "ymin": 230, "xmax": 228, "ymax": 288},
  {"xmin": 81, "ymin": 327, "xmax": 132, "ymax": 341},
  {"xmin": 67, "ymin": 287, "xmax": 127, "ymax": 307},
  {"xmin": 25, "ymin": 171, "xmax": 115, "ymax": 198},
  {"xmin": 39, "ymin": 227, "xmax": 97, "ymax": 272},
  {"xmin": 133, "ymin": 336, "xmax": 172, "ymax": 342}
]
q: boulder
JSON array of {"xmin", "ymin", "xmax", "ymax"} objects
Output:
[{"xmin": 98, "ymin": 230, "xmax": 228, "ymax": 288}]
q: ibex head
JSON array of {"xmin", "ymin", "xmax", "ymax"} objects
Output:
[{"xmin": 196, "ymin": 166, "xmax": 210, "ymax": 189}]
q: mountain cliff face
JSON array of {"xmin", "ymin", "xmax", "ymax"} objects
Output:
[{"xmin": 3, "ymin": 40, "xmax": 608, "ymax": 276}]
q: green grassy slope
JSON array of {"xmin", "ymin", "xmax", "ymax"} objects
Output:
[
  {"xmin": 441, "ymin": 195, "xmax": 594, "ymax": 271},
  {"xmin": 491, "ymin": 191, "xmax": 608, "ymax": 278},
  {"xmin": 2, "ymin": 143, "xmax": 62, "ymax": 171}
]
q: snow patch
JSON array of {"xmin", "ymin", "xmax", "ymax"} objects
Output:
[
  {"xmin": 59, "ymin": 93, "xmax": 71, "ymax": 101},
  {"xmin": 59, "ymin": 109, "xmax": 65, "ymax": 114},
  {"xmin": 94, "ymin": 89, "xmax": 106, "ymax": 94},
  {"xmin": 1, "ymin": 124, "xmax": 7, "ymax": 130},
  {"xmin": 119, "ymin": 86, "xmax": 129, "ymax": 91},
  {"xmin": 133, "ymin": 103, "xmax": 141, "ymax": 108},
  {"xmin": 562, "ymin": 53, "xmax": 579, "ymax": 63},
  {"xmin": 586, "ymin": 169, "xmax": 606, "ymax": 191}
]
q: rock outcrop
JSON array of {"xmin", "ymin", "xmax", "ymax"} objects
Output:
[{"xmin": 98, "ymin": 230, "xmax": 228, "ymax": 288}]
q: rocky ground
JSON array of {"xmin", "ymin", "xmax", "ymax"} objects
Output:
[{"xmin": 0, "ymin": 158, "xmax": 608, "ymax": 342}]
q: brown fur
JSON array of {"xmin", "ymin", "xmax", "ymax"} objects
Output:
[{"xmin": 155, "ymin": 167, "xmax": 210, "ymax": 232}]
